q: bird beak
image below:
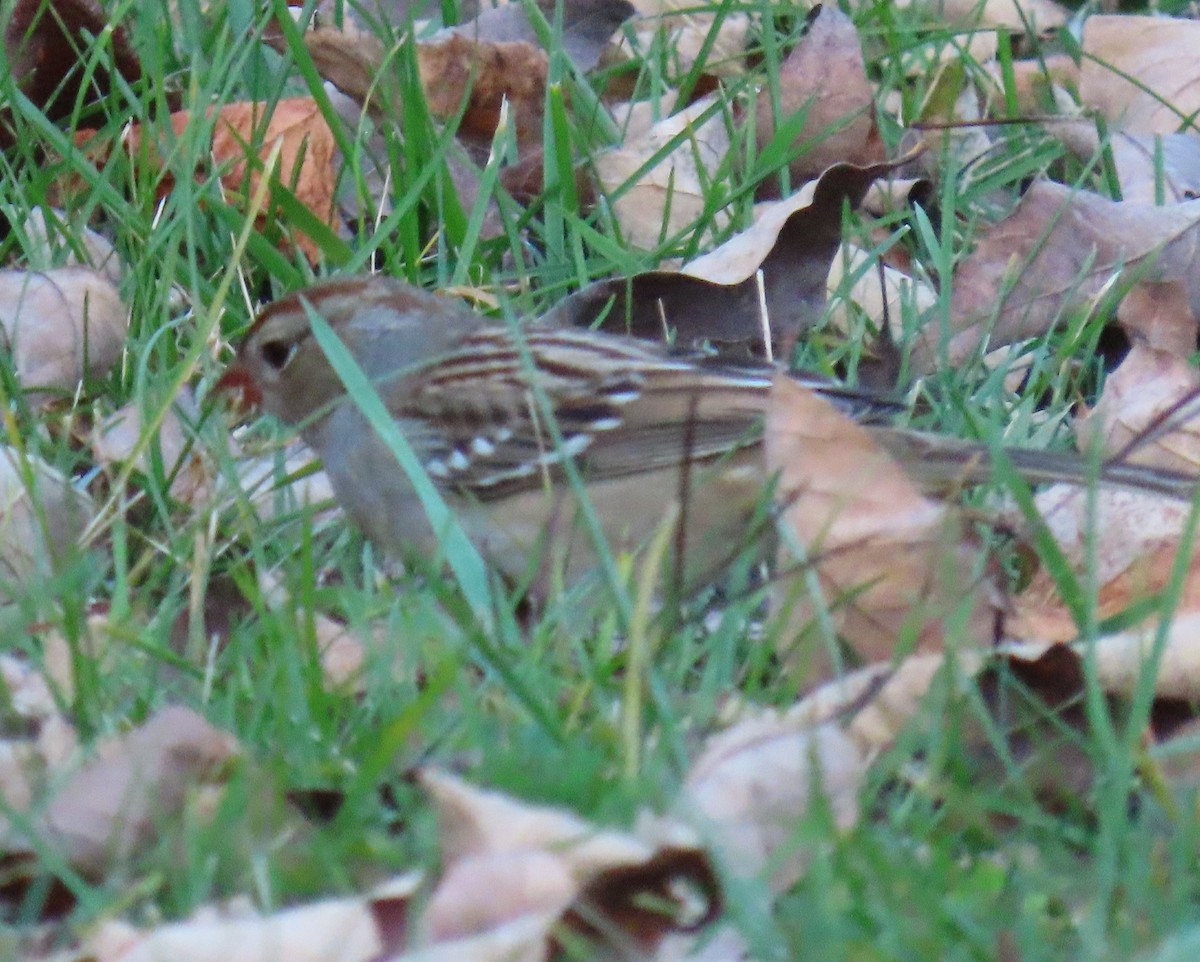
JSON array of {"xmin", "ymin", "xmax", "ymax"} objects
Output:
[{"xmin": 214, "ymin": 361, "xmax": 263, "ymax": 414}]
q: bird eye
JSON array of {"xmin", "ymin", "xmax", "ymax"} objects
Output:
[{"xmin": 260, "ymin": 339, "xmax": 297, "ymax": 372}]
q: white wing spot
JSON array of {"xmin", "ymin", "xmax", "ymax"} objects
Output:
[
  {"xmin": 471, "ymin": 436, "xmax": 496, "ymax": 457},
  {"xmin": 426, "ymin": 460, "xmax": 450, "ymax": 478},
  {"xmin": 448, "ymin": 450, "xmax": 471, "ymax": 471}
]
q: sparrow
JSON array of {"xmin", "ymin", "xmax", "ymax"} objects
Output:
[{"xmin": 218, "ymin": 276, "xmax": 1198, "ymax": 591}]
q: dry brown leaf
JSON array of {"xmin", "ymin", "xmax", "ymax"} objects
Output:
[
  {"xmin": 0, "ymin": 706, "xmax": 239, "ymax": 880},
  {"xmin": 754, "ymin": 5, "xmax": 880, "ymax": 182},
  {"xmin": 418, "ymin": 33, "xmax": 547, "ymax": 153},
  {"xmin": 1081, "ymin": 15, "xmax": 1200, "ymax": 136},
  {"xmin": 268, "ymin": 12, "xmax": 554, "ymax": 156},
  {"xmin": 918, "ymin": 180, "xmax": 1200, "ymax": 372},
  {"xmin": 264, "ymin": 11, "xmax": 391, "ymax": 109},
  {"xmin": 765, "ymin": 375, "xmax": 1002, "ymax": 670},
  {"xmin": 88, "ymin": 874, "xmax": 421, "ymax": 962},
  {"xmin": 170, "ymin": 99, "xmax": 338, "ymax": 263},
  {"xmin": 0, "ymin": 266, "xmax": 127, "ymax": 401},
  {"xmin": 1076, "ymin": 342, "xmax": 1200, "ymax": 472},
  {"xmin": 1009, "ymin": 535, "xmax": 1200, "ymax": 643},
  {"xmin": 1, "ymin": 0, "xmax": 146, "ymax": 149},
  {"xmin": 1117, "ymin": 280, "xmax": 1200, "ymax": 356},
  {"xmin": 0, "ymin": 447, "xmax": 95, "ymax": 591},
  {"xmin": 678, "ymin": 714, "xmax": 864, "ymax": 893},
  {"xmin": 595, "ymin": 94, "xmax": 730, "ymax": 251},
  {"xmin": 547, "ymin": 159, "xmax": 901, "ymax": 356}
]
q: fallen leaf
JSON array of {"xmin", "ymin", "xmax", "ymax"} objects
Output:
[
  {"xmin": 421, "ymin": 768, "xmax": 653, "ymax": 874},
  {"xmin": 765, "ymin": 374, "xmax": 1002, "ymax": 671},
  {"xmin": 1081, "ymin": 15, "xmax": 1200, "ymax": 136},
  {"xmin": 918, "ymin": 180, "xmax": 1200, "ymax": 372},
  {"xmin": 92, "ymin": 389, "xmax": 212, "ymax": 504},
  {"xmin": 1, "ymin": 0, "xmax": 146, "ymax": 148},
  {"xmin": 0, "ymin": 266, "xmax": 127, "ymax": 401},
  {"xmin": 754, "ymin": 5, "xmax": 880, "ymax": 182},
  {"xmin": 1075, "ymin": 342, "xmax": 1200, "ymax": 473},
  {"xmin": 444, "ymin": 0, "xmax": 634, "ymax": 74},
  {"xmin": 594, "ymin": 94, "xmax": 731, "ymax": 251},
  {"xmin": 87, "ymin": 874, "xmax": 420, "ymax": 962},
  {"xmin": 0, "ymin": 653, "xmax": 77, "ymax": 816},
  {"xmin": 418, "ymin": 33, "xmax": 548, "ymax": 154},
  {"xmin": 0, "ymin": 447, "xmax": 95, "ymax": 592},
  {"xmin": 546, "ymin": 159, "xmax": 899, "ymax": 355},
  {"xmin": 678, "ymin": 712, "xmax": 865, "ymax": 893},
  {"xmin": 233, "ymin": 439, "xmax": 337, "ymax": 524},
  {"xmin": 898, "ymin": 0, "xmax": 1067, "ymax": 32},
  {"xmin": 423, "ymin": 850, "xmax": 576, "ymax": 942},
  {"xmin": 15, "ymin": 207, "xmax": 123, "ymax": 283},
  {"xmin": 621, "ymin": 0, "xmax": 750, "ymax": 79},
  {"xmin": 419, "ymin": 770, "xmax": 719, "ymax": 957},
  {"xmin": 1058, "ymin": 124, "xmax": 1200, "ymax": 206},
  {"xmin": 826, "ymin": 242, "xmax": 937, "ymax": 341},
  {"xmin": 153, "ymin": 99, "xmax": 338, "ymax": 263},
  {"xmin": 268, "ymin": 11, "xmax": 561, "ymax": 158},
  {"xmin": 1117, "ymin": 280, "xmax": 1199, "ymax": 357},
  {"xmin": 263, "ymin": 10, "xmax": 392, "ymax": 110},
  {"xmin": 0, "ymin": 706, "xmax": 239, "ymax": 882}
]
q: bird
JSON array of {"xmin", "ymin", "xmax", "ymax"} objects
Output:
[{"xmin": 218, "ymin": 276, "xmax": 1199, "ymax": 593}]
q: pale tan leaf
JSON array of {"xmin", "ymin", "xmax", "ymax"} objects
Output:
[
  {"xmin": 234, "ymin": 440, "xmax": 337, "ymax": 524},
  {"xmin": 1081, "ymin": 15, "xmax": 1200, "ymax": 135},
  {"xmin": 420, "ymin": 769, "xmax": 652, "ymax": 877},
  {"xmin": 1076, "ymin": 342, "xmax": 1200, "ymax": 472},
  {"xmin": 88, "ymin": 874, "xmax": 421, "ymax": 962},
  {"xmin": 378, "ymin": 913, "xmax": 552, "ymax": 962},
  {"xmin": 622, "ymin": 0, "xmax": 750, "ymax": 78},
  {"xmin": 595, "ymin": 94, "xmax": 730, "ymax": 251},
  {"xmin": 765, "ymin": 375, "xmax": 1002, "ymax": 670},
  {"xmin": 897, "ymin": 0, "xmax": 1067, "ymax": 32},
  {"xmin": 0, "ymin": 266, "xmax": 126, "ymax": 401},
  {"xmin": 678, "ymin": 713, "xmax": 865, "ymax": 893},
  {"xmin": 826, "ymin": 242, "xmax": 937, "ymax": 340},
  {"xmin": 1059, "ymin": 124, "xmax": 1200, "ymax": 207},
  {"xmin": 423, "ymin": 851, "xmax": 576, "ymax": 942},
  {"xmin": 0, "ymin": 447, "xmax": 95, "ymax": 590},
  {"xmin": 92, "ymin": 389, "xmax": 212, "ymax": 505},
  {"xmin": 19, "ymin": 207, "xmax": 122, "ymax": 283},
  {"xmin": 0, "ymin": 653, "xmax": 77, "ymax": 814}
]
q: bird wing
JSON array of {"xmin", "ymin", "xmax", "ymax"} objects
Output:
[{"xmin": 391, "ymin": 328, "xmax": 892, "ymax": 498}]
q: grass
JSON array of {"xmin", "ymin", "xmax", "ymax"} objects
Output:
[{"xmin": 1, "ymin": 0, "xmax": 1200, "ymax": 957}]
